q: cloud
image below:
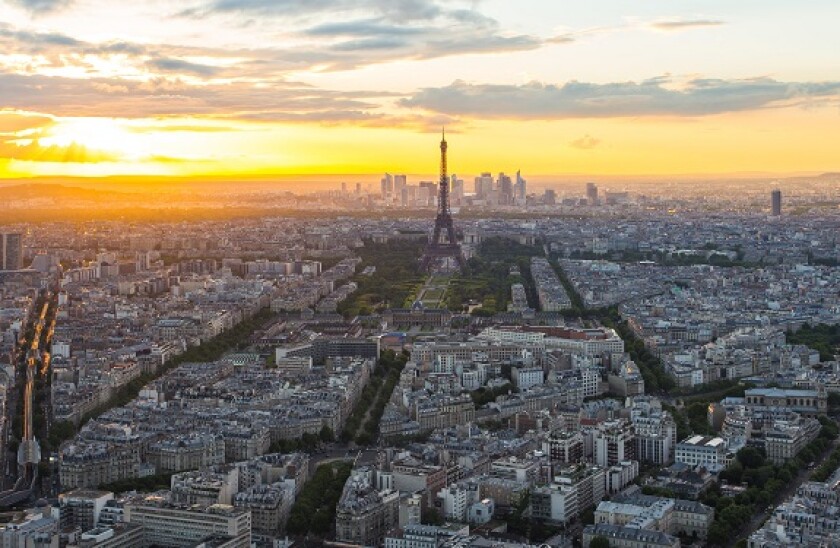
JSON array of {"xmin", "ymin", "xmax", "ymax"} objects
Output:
[
  {"xmin": 305, "ymin": 19, "xmax": 427, "ymax": 37},
  {"xmin": 547, "ymin": 34, "xmax": 576, "ymax": 44},
  {"xmin": 182, "ymin": 0, "xmax": 442, "ymax": 21},
  {"xmin": 570, "ymin": 135, "xmax": 601, "ymax": 150},
  {"xmin": 0, "ymin": 71, "xmax": 387, "ymax": 123},
  {"xmin": 127, "ymin": 124, "xmax": 237, "ymax": 133},
  {"xmin": 147, "ymin": 57, "xmax": 221, "ymax": 77},
  {"xmin": 0, "ymin": 110, "xmax": 55, "ymax": 134},
  {"xmin": 0, "ymin": 139, "xmax": 116, "ymax": 163},
  {"xmin": 0, "ymin": 111, "xmax": 114, "ymax": 163},
  {"xmin": 331, "ymin": 37, "xmax": 410, "ymax": 52},
  {"xmin": 649, "ymin": 19, "xmax": 725, "ymax": 31},
  {"xmin": 0, "ymin": 23, "xmax": 82, "ymax": 49},
  {"xmin": 401, "ymin": 77, "xmax": 840, "ymax": 119},
  {"xmin": 0, "ymin": 11, "xmax": 541, "ymax": 77},
  {"xmin": 6, "ymin": 0, "xmax": 73, "ymax": 14},
  {"xmin": 173, "ymin": 1, "xmax": 541, "ymax": 70}
]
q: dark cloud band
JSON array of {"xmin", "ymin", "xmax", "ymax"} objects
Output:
[{"xmin": 401, "ymin": 78, "xmax": 840, "ymax": 119}]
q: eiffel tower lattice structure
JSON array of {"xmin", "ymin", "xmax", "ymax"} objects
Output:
[{"xmin": 420, "ymin": 129, "xmax": 466, "ymax": 272}]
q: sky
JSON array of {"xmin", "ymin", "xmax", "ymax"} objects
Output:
[{"xmin": 1, "ymin": 0, "xmax": 839, "ymax": 181}]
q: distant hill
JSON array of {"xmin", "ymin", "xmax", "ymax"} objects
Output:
[{"xmin": 0, "ymin": 183, "xmax": 137, "ymax": 203}]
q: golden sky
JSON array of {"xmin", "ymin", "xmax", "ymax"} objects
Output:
[{"xmin": 1, "ymin": 0, "xmax": 840, "ymax": 181}]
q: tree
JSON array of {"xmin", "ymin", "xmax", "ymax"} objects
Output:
[
  {"xmin": 319, "ymin": 424, "xmax": 335, "ymax": 443},
  {"xmin": 422, "ymin": 506, "xmax": 443, "ymax": 526},
  {"xmin": 736, "ymin": 446, "xmax": 766, "ymax": 469},
  {"xmin": 589, "ymin": 536, "xmax": 610, "ymax": 548}
]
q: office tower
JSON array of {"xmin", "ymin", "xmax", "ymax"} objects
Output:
[
  {"xmin": 393, "ymin": 174, "xmax": 407, "ymax": 202},
  {"xmin": 1, "ymin": 233, "xmax": 23, "ymax": 271},
  {"xmin": 356, "ymin": 182, "xmax": 362, "ymax": 195},
  {"xmin": 416, "ymin": 185, "xmax": 431, "ymax": 207},
  {"xmin": 450, "ymin": 174, "xmax": 464, "ymax": 205},
  {"xmin": 497, "ymin": 172, "xmax": 513, "ymax": 205},
  {"xmin": 771, "ymin": 189, "xmax": 782, "ymax": 216},
  {"xmin": 544, "ymin": 189, "xmax": 556, "ymax": 205},
  {"xmin": 586, "ymin": 182, "xmax": 598, "ymax": 205},
  {"xmin": 514, "ymin": 170, "xmax": 527, "ymax": 204},
  {"xmin": 380, "ymin": 173, "xmax": 393, "ymax": 199},
  {"xmin": 474, "ymin": 172, "xmax": 494, "ymax": 198},
  {"xmin": 419, "ymin": 181, "xmax": 436, "ymax": 206},
  {"xmin": 341, "ymin": 182, "xmax": 347, "ymax": 194}
]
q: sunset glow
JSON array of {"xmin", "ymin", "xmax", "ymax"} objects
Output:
[{"xmin": 1, "ymin": 0, "xmax": 840, "ymax": 180}]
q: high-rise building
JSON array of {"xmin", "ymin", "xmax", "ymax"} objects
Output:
[
  {"xmin": 394, "ymin": 174, "xmax": 407, "ymax": 202},
  {"xmin": 474, "ymin": 172, "xmax": 493, "ymax": 198},
  {"xmin": 450, "ymin": 175, "xmax": 464, "ymax": 205},
  {"xmin": 419, "ymin": 181, "xmax": 437, "ymax": 207},
  {"xmin": 514, "ymin": 170, "xmax": 527, "ymax": 204},
  {"xmin": 1, "ymin": 233, "xmax": 23, "ymax": 271},
  {"xmin": 380, "ymin": 173, "xmax": 394, "ymax": 199},
  {"xmin": 544, "ymin": 189, "xmax": 556, "ymax": 205},
  {"xmin": 586, "ymin": 182, "xmax": 598, "ymax": 205},
  {"xmin": 497, "ymin": 173, "xmax": 513, "ymax": 205},
  {"xmin": 771, "ymin": 189, "xmax": 782, "ymax": 216}
]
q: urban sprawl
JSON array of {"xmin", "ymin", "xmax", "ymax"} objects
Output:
[{"xmin": 0, "ymin": 171, "xmax": 838, "ymax": 548}]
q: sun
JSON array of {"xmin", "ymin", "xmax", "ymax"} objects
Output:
[{"xmin": 41, "ymin": 117, "xmax": 149, "ymax": 161}]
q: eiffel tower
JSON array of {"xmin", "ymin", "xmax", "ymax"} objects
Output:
[{"xmin": 420, "ymin": 129, "xmax": 465, "ymax": 272}]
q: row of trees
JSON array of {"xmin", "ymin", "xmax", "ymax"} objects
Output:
[
  {"xmin": 701, "ymin": 418, "xmax": 838, "ymax": 546},
  {"xmin": 269, "ymin": 425, "xmax": 335, "ymax": 454},
  {"xmin": 547, "ymin": 258, "xmax": 586, "ymax": 314},
  {"xmin": 811, "ymin": 418, "xmax": 840, "ymax": 481},
  {"xmin": 341, "ymin": 350, "xmax": 408, "ymax": 445},
  {"xmin": 549, "ymin": 260, "xmax": 680, "ymax": 394},
  {"xmin": 100, "ymin": 472, "xmax": 174, "ymax": 493},
  {"xmin": 599, "ymin": 310, "xmax": 677, "ymax": 393},
  {"xmin": 79, "ymin": 307, "xmax": 276, "ymax": 428},
  {"xmin": 40, "ymin": 308, "xmax": 276, "ymax": 459},
  {"xmin": 286, "ymin": 461, "xmax": 353, "ymax": 536}
]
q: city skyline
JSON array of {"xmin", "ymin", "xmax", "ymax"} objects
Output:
[{"xmin": 1, "ymin": 0, "xmax": 840, "ymax": 181}]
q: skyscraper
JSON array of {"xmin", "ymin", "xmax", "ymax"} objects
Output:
[
  {"xmin": 1, "ymin": 233, "xmax": 23, "ymax": 271},
  {"xmin": 771, "ymin": 189, "xmax": 782, "ymax": 216},
  {"xmin": 514, "ymin": 170, "xmax": 527, "ymax": 204},
  {"xmin": 393, "ymin": 174, "xmax": 407, "ymax": 202},
  {"xmin": 497, "ymin": 172, "xmax": 513, "ymax": 205},
  {"xmin": 380, "ymin": 173, "xmax": 393, "ymax": 199},
  {"xmin": 450, "ymin": 174, "xmax": 464, "ymax": 205},
  {"xmin": 474, "ymin": 172, "xmax": 493, "ymax": 198},
  {"xmin": 586, "ymin": 182, "xmax": 598, "ymax": 205}
]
